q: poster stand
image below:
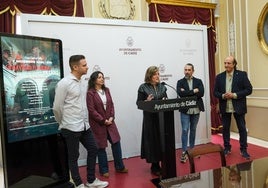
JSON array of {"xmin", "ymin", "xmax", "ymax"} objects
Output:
[{"xmin": 0, "ymin": 33, "xmax": 70, "ymax": 187}]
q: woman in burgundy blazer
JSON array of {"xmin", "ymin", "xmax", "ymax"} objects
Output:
[{"xmin": 86, "ymin": 71, "xmax": 128, "ymax": 178}]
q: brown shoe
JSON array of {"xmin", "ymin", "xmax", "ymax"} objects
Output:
[
  {"xmin": 116, "ymin": 168, "xmax": 128, "ymax": 173},
  {"xmin": 101, "ymin": 172, "xmax": 109, "ymax": 178}
]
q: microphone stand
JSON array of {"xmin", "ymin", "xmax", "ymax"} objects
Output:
[{"xmin": 161, "ymin": 82, "xmax": 179, "ymax": 98}]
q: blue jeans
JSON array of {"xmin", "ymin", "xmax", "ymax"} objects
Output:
[
  {"xmin": 180, "ymin": 112, "xmax": 200, "ymax": 152},
  {"xmin": 61, "ymin": 128, "xmax": 97, "ymax": 186},
  {"xmin": 98, "ymin": 134, "xmax": 125, "ymax": 174},
  {"xmin": 221, "ymin": 113, "xmax": 248, "ymax": 151}
]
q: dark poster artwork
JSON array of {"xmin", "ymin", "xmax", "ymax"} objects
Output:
[
  {"xmin": 1, "ymin": 33, "xmax": 63, "ymax": 143},
  {"xmin": 0, "ymin": 34, "xmax": 70, "ymax": 188}
]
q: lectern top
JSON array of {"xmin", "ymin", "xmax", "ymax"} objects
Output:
[{"xmin": 137, "ymin": 96, "xmax": 197, "ymax": 112}]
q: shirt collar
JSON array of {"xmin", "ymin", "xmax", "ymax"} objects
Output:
[{"xmin": 227, "ymin": 70, "xmax": 234, "ymax": 77}]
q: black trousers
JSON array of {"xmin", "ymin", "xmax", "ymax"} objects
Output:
[
  {"xmin": 221, "ymin": 113, "xmax": 248, "ymax": 151},
  {"xmin": 61, "ymin": 128, "xmax": 98, "ymax": 186}
]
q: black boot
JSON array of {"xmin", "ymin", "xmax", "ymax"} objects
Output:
[{"xmin": 150, "ymin": 162, "xmax": 161, "ymax": 176}]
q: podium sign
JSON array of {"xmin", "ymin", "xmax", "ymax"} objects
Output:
[
  {"xmin": 137, "ymin": 96, "xmax": 197, "ymax": 112},
  {"xmin": 137, "ymin": 96, "xmax": 197, "ymax": 181}
]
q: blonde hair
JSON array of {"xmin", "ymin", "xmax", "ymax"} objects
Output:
[{"xmin": 144, "ymin": 66, "xmax": 159, "ymax": 83}]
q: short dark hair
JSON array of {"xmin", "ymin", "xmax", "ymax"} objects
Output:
[
  {"xmin": 186, "ymin": 63, "xmax": 194, "ymax": 71},
  {"xmin": 69, "ymin": 55, "xmax": 85, "ymax": 70}
]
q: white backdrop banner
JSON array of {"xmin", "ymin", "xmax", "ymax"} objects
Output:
[{"xmin": 17, "ymin": 14, "xmax": 211, "ymax": 165}]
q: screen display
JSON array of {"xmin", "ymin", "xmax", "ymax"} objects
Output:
[{"xmin": 0, "ymin": 33, "xmax": 63, "ymax": 143}]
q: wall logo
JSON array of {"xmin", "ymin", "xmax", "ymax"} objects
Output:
[
  {"xmin": 92, "ymin": 65, "xmax": 101, "ymax": 72},
  {"xmin": 159, "ymin": 64, "xmax": 165, "ymax": 74},
  {"xmin": 89, "ymin": 65, "xmax": 110, "ymax": 81},
  {"xmin": 126, "ymin": 36, "xmax": 134, "ymax": 47},
  {"xmin": 119, "ymin": 36, "xmax": 142, "ymax": 55},
  {"xmin": 159, "ymin": 64, "xmax": 172, "ymax": 81},
  {"xmin": 179, "ymin": 38, "xmax": 197, "ymax": 55},
  {"xmin": 185, "ymin": 38, "xmax": 191, "ymax": 48}
]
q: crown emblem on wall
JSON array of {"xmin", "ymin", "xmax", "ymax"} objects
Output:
[{"xmin": 99, "ymin": 0, "xmax": 135, "ymax": 20}]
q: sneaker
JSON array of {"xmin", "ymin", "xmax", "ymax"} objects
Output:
[
  {"xmin": 76, "ymin": 184, "xmax": 85, "ymax": 188},
  {"xmin": 224, "ymin": 148, "xmax": 231, "ymax": 156},
  {"xmin": 180, "ymin": 151, "xmax": 188, "ymax": 163},
  {"xmin": 241, "ymin": 150, "xmax": 250, "ymax": 160},
  {"xmin": 86, "ymin": 178, "xmax": 109, "ymax": 188}
]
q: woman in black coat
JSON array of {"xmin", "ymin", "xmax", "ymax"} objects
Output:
[{"xmin": 136, "ymin": 66, "xmax": 167, "ymax": 176}]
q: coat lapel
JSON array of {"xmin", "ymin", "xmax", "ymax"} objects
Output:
[{"xmin": 232, "ymin": 70, "xmax": 239, "ymax": 89}]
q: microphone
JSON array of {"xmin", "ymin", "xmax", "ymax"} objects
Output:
[{"xmin": 161, "ymin": 82, "xmax": 179, "ymax": 98}]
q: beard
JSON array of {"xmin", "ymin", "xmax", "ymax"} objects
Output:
[{"xmin": 184, "ymin": 74, "xmax": 191, "ymax": 79}]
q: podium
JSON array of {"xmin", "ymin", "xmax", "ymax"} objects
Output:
[{"xmin": 137, "ymin": 96, "xmax": 197, "ymax": 180}]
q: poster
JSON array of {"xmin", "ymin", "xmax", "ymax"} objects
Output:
[{"xmin": 0, "ymin": 33, "xmax": 63, "ymax": 143}]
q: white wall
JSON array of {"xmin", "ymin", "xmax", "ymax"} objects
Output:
[{"xmin": 17, "ymin": 14, "xmax": 211, "ymax": 165}]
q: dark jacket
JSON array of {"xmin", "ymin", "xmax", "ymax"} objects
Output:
[
  {"xmin": 176, "ymin": 77, "xmax": 205, "ymax": 113},
  {"xmin": 136, "ymin": 83, "xmax": 167, "ymax": 163},
  {"xmin": 213, "ymin": 70, "xmax": 252, "ymax": 114},
  {"xmin": 87, "ymin": 87, "xmax": 120, "ymax": 148}
]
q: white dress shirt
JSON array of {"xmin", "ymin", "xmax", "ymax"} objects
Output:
[{"xmin": 53, "ymin": 74, "xmax": 90, "ymax": 132}]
